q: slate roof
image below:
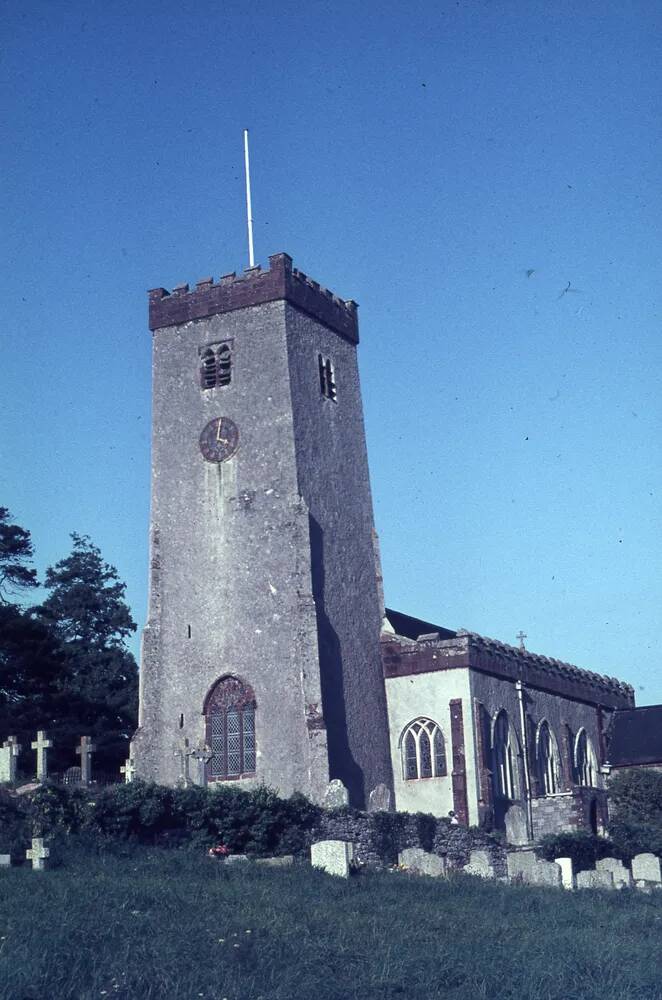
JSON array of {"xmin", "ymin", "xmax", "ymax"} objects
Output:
[
  {"xmin": 606, "ymin": 706, "xmax": 662, "ymax": 767},
  {"xmin": 384, "ymin": 608, "xmax": 456, "ymax": 641}
]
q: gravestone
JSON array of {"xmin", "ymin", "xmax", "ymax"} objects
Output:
[
  {"xmin": 255, "ymin": 856, "xmax": 294, "ymax": 867},
  {"xmin": 224, "ymin": 854, "xmax": 249, "ymax": 865},
  {"xmin": 0, "ymin": 737, "xmax": 21, "ymax": 784},
  {"xmin": 31, "ymin": 730, "xmax": 52, "ymax": 783},
  {"xmin": 504, "ymin": 804, "xmax": 529, "ymax": 846},
  {"xmin": 367, "ymin": 783, "xmax": 392, "ymax": 813},
  {"xmin": 120, "ymin": 757, "xmax": 136, "ymax": 783},
  {"xmin": 311, "ymin": 840, "xmax": 354, "ymax": 877},
  {"xmin": 0, "ymin": 855, "xmax": 11, "ymax": 867},
  {"xmin": 463, "ymin": 850, "xmax": 495, "ymax": 879},
  {"xmin": 576, "ymin": 869, "xmax": 614, "ymax": 890},
  {"xmin": 555, "ymin": 857, "xmax": 575, "ymax": 890},
  {"xmin": 63, "ymin": 766, "xmax": 82, "ymax": 785},
  {"xmin": 76, "ymin": 736, "xmax": 96, "ymax": 785},
  {"xmin": 631, "ymin": 853, "xmax": 661, "ymax": 885},
  {"xmin": 596, "ymin": 857, "xmax": 633, "ymax": 889},
  {"xmin": 322, "ymin": 779, "xmax": 349, "ymax": 809},
  {"xmin": 26, "ymin": 837, "xmax": 49, "ymax": 871},
  {"xmin": 507, "ymin": 851, "xmax": 562, "ymax": 887},
  {"xmin": 398, "ymin": 847, "xmax": 446, "ymax": 877}
]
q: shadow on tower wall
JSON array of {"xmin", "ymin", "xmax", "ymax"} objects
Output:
[{"xmin": 308, "ymin": 514, "xmax": 364, "ymax": 807}]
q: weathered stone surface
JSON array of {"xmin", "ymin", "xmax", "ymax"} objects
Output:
[
  {"xmin": 311, "ymin": 840, "xmax": 354, "ymax": 878},
  {"xmin": 26, "ymin": 837, "xmax": 49, "ymax": 871},
  {"xmin": 224, "ymin": 854, "xmax": 250, "ymax": 865},
  {"xmin": 555, "ymin": 857, "xmax": 575, "ymax": 890},
  {"xmin": 323, "ymin": 779, "xmax": 350, "ymax": 809},
  {"xmin": 15, "ymin": 782, "xmax": 40, "ymax": 796},
  {"xmin": 505, "ymin": 804, "xmax": 529, "ymax": 846},
  {"xmin": 576, "ymin": 869, "xmax": 614, "ymax": 890},
  {"xmin": 596, "ymin": 857, "xmax": 633, "ymax": 889},
  {"xmin": 631, "ymin": 853, "xmax": 661, "ymax": 884},
  {"xmin": 0, "ymin": 855, "xmax": 11, "ymax": 867},
  {"xmin": 463, "ymin": 850, "xmax": 495, "ymax": 879},
  {"xmin": 255, "ymin": 855, "xmax": 294, "ymax": 867},
  {"xmin": 367, "ymin": 783, "xmax": 392, "ymax": 813},
  {"xmin": 398, "ymin": 847, "xmax": 446, "ymax": 877},
  {"xmin": 507, "ymin": 851, "xmax": 562, "ymax": 887}
]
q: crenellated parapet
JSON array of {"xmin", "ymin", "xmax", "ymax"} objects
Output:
[
  {"xmin": 381, "ymin": 628, "xmax": 635, "ymax": 710},
  {"xmin": 148, "ymin": 252, "xmax": 359, "ymax": 343}
]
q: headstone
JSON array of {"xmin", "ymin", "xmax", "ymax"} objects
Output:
[
  {"xmin": 0, "ymin": 855, "xmax": 11, "ymax": 867},
  {"xmin": 596, "ymin": 857, "xmax": 633, "ymax": 889},
  {"xmin": 398, "ymin": 847, "xmax": 446, "ymax": 877},
  {"xmin": 367, "ymin": 783, "xmax": 392, "ymax": 812},
  {"xmin": 224, "ymin": 854, "xmax": 249, "ymax": 865},
  {"xmin": 0, "ymin": 736, "xmax": 21, "ymax": 783},
  {"xmin": 255, "ymin": 856, "xmax": 294, "ymax": 867},
  {"xmin": 463, "ymin": 850, "xmax": 495, "ymax": 879},
  {"xmin": 576, "ymin": 869, "xmax": 614, "ymax": 890},
  {"xmin": 31, "ymin": 730, "xmax": 53, "ymax": 783},
  {"xmin": 120, "ymin": 757, "xmax": 136, "ymax": 783},
  {"xmin": 76, "ymin": 736, "xmax": 96, "ymax": 785},
  {"xmin": 311, "ymin": 840, "xmax": 354, "ymax": 877},
  {"xmin": 26, "ymin": 837, "xmax": 49, "ymax": 871},
  {"xmin": 63, "ymin": 766, "xmax": 82, "ymax": 786},
  {"xmin": 322, "ymin": 779, "xmax": 349, "ymax": 809},
  {"xmin": 631, "ymin": 853, "xmax": 661, "ymax": 885},
  {"xmin": 15, "ymin": 782, "xmax": 40, "ymax": 795},
  {"xmin": 507, "ymin": 851, "xmax": 562, "ymax": 887},
  {"xmin": 504, "ymin": 804, "xmax": 529, "ymax": 846},
  {"xmin": 555, "ymin": 857, "xmax": 575, "ymax": 890}
]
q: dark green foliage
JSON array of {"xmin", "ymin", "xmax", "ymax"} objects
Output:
[
  {"xmin": 1, "ymin": 845, "xmax": 661, "ymax": 1000},
  {"xmin": 0, "ymin": 507, "xmax": 38, "ymax": 601},
  {"xmin": 0, "ymin": 787, "xmax": 29, "ymax": 861},
  {"xmin": 28, "ymin": 781, "xmax": 90, "ymax": 836},
  {"xmin": 415, "ymin": 811, "xmax": 437, "ymax": 852},
  {"xmin": 608, "ymin": 818, "xmax": 662, "ymax": 860},
  {"xmin": 607, "ymin": 769, "xmax": 662, "ymax": 860},
  {"xmin": 536, "ymin": 830, "xmax": 621, "ymax": 871},
  {"xmin": 369, "ymin": 810, "xmax": 402, "ymax": 862}
]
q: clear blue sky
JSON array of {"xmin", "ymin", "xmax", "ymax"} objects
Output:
[{"xmin": 2, "ymin": 1, "xmax": 660, "ymax": 703}]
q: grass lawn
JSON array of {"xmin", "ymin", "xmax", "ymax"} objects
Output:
[{"xmin": 1, "ymin": 843, "xmax": 661, "ymax": 1000}]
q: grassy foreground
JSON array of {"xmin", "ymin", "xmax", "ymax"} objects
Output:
[{"xmin": 1, "ymin": 843, "xmax": 661, "ymax": 1000}]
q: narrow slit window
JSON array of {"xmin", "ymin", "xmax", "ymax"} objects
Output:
[{"xmin": 318, "ymin": 354, "xmax": 337, "ymax": 401}]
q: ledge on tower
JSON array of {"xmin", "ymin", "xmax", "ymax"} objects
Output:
[{"xmin": 148, "ymin": 252, "xmax": 359, "ymax": 342}]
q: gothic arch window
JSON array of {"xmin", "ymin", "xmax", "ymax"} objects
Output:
[
  {"xmin": 200, "ymin": 342, "xmax": 232, "ymax": 390},
  {"xmin": 204, "ymin": 675, "xmax": 256, "ymax": 780},
  {"xmin": 574, "ymin": 729, "xmax": 599, "ymax": 788},
  {"xmin": 536, "ymin": 720, "xmax": 560, "ymax": 795},
  {"xmin": 492, "ymin": 710, "xmax": 516, "ymax": 800},
  {"xmin": 401, "ymin": 718, "xmax": 447, "ymax": 780}
]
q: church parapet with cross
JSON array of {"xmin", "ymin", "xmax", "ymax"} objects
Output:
[{"xmin": 131, "ymin": 252, "xmax": 645, "ymax": 842}]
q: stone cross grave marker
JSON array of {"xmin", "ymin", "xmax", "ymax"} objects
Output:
[
  {"xmin": 322, "ymin": 778, "xmax": 349, "ymax": 809},
  {"xmin": 76, "ymin": 736, "xmax": 96, "ymax": 785},
  {"xmin": 31, "ymin": 730, "xmax": 53, "ymax": 783},
  {"xmin": 174, "ymin": 737, "xmax": 197, "ymax": 787},
  {"xmin": 26, "ymin": 837, "xmax": 49, "ymax": 871},
  {"xmin": 0, "ymin": 736, "xmax": 21, "ymax": 783},
  {"xmin": 190, "ymin": 741, "xmax": 212, "ymax": 786},
  {"xmin": 120, "ymin": 757, "xmax": 136, "ymax": 783}
]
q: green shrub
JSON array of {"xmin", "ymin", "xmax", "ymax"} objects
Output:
[
  {"xmin": 609, "ymin": 769, "xmax": 662, "ymax": 826},
  {"xmin": 415, "ymin": 812, "xmax": 437, "ymax": 852},
  {"xmin": 608, "ymin": 817, "xmax": 662, "ymax": 860},
  {"xmin": 536, "ymin": 830, "xmax": 620, "ymax": 871},
  {"xmin": 0, "ymin": 788, "xmax": 29, "ymax": 861},
  {"xmin": 28, "ymin": 782, "xmax": 89, "ymax": 836}
]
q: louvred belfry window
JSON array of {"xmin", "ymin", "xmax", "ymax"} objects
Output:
[
  {"xmin": 200, "ymin": 343, "xmax": 232, "ymax": 389},
  {"xmin": 204, "ymin": 676, "xmax": 256, "ymax": 780}
]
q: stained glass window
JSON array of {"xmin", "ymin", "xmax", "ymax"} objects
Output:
[
  {"xmin": 401, "ymin": 719, "xmax": 447, "ymax": 780},
  {"xmin": 204, "ymin": 676, "xmax": 256, "ymax": 781}
]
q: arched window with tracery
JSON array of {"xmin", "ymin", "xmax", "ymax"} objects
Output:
[
  {"xmin": 401, "ymin": 718, "xmax": 447, "ymax": 780},
  {"xmin": 536, "ymin": 720, "xmax": 560, "ymax": 795},
  {"xmin": 204, "ymin": 675, "xmax": 256, "ymax": 780},
  {"xmin": 492, "ymin": 710, "xmax": 516, "ymax": 800},
  {"xmin": 574, "ymin": 729, "xmax": 599, "ymax": 788}
]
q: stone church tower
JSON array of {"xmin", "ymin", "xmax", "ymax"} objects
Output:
[{"xmin": 132, "ymin": 253, "xmax": 393, "ymax": 807}]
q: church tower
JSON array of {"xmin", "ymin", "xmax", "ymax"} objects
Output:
[{"xmin": 132, "ymin": 253, "xmax": 393, "ymax": 807}]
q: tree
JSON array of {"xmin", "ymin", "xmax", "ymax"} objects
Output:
[
  {"xmin": 0, "ymin": 507, "xmax": 38, "ymax": 602},
  {"xmin": 37, "ymin": 534, "xmax": 139, "ymax": 772},
  {"xmin": 608, "ymin": 768, "xmax": 662, "ymax": 859}
]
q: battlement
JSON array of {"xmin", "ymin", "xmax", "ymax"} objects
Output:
[
  {"xmin": 381, "ymin": 629, "xmax": 635, "ymax": 710},
  {"xmin": 148, "ymin": 252, "xmax": 359, "ymax": 343}
]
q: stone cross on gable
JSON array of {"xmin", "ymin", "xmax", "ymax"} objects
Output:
[
  {"xmin": 120, "ymin": 757, "xmax": 136, "ymax": 783},
  {"xmin": 76, "ymin": 736, "xmax": 96, "ymax": 785},
  {"xmin": 516, "ymin": 631, "xmax": 527, "ymax": 650},
  {"xmin": 31, "ymin": 730, "xmax": 53, "ymax": 783},
  {"xmin": 26, "ymin": 837, "xmax": 49, "ymax": 871}
]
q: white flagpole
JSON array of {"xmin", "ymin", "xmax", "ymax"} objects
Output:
[{"xmin": 243, "ymin": 129, "xmax": 255, "ymax": 268}]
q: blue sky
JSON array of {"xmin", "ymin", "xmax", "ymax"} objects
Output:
[{"xmin": 2, "ymin": 1, "xmax": 660, "ymax": 703}]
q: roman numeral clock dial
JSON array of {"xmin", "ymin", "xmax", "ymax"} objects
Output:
[{"xmin": 199, "ymin": 416, "xmax": 239, "ymax": 463}]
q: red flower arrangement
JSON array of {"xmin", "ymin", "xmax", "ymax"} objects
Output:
[{"xmin": 208, "ymin": 844, "xmax": 231, "ymax": 858}]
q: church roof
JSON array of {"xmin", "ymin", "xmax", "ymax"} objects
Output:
[
  {"xmin": 382, "ymin": 612, "xmax": 634, "ymax": 709},
  {"xmin": 606, "ymin": 706, "xmax": 662, "ymax": 767}
]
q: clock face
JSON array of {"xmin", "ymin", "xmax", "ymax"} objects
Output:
[{"xmin": 199, "ymin": 417, "xmax": 239, "ymax": 463}]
